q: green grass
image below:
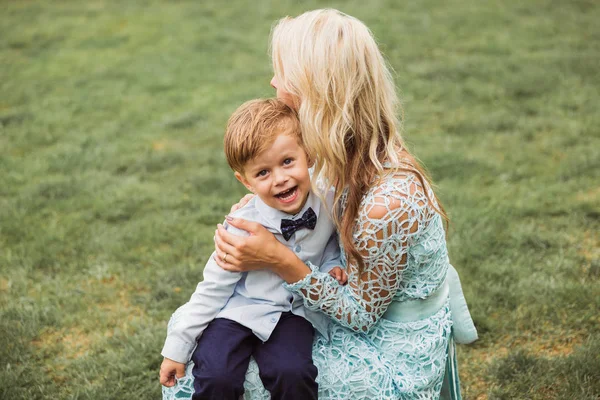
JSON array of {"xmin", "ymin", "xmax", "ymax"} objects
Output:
[{"xmin": 1, "ymin": 0, "xmax": 599, "ymax": 398}]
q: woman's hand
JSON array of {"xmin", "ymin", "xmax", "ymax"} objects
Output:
[
  {"xmin": 214, "ymin": 217, "xmax": 311, "ymax": 283},
  {"xmin": 214, "ymin": 217, "xmax": 287, "ymax": 272},
  {"xmin": 229, "ymin": 194, "xmax": 255, "ymax": 214}
]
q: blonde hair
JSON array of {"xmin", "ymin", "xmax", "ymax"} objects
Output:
[
  {"xmin": 270, "ymin": 9, "xmax": 448, "ymax": 271},
  {"xmin": 224, "ymin": 98, "xmax": 302, "ymax": 174}
]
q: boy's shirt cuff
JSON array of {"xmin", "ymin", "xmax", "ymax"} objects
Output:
[{"xmin": 161, "ymin": 336, "xmax": 196, "ymax": 364}]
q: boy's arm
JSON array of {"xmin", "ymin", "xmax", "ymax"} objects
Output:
[
  {"xmin": 161, "ymin": 226, "xmax": 248, "ymax": 364},
  {"xmin": 319, "ymin": 232, "xmax": 343, "ymax": 274}
]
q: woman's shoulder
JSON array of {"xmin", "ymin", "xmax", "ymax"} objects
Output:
[
  {"xmin": 359, "ymin": 165, "xmax": 435, "ymax": 223},
  {"xmin": 370, "ymin": 167, "xmax": 427, "ymax": 200}
]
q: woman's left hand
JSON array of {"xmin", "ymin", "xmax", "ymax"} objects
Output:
[{"xmin": 214, "ymin": 217, "xmax": 289, "ymax": 273}]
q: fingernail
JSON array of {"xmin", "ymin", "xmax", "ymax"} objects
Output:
[{"xmin": 225, "ymin": 216, "xmax": 233, "ymax": 221}]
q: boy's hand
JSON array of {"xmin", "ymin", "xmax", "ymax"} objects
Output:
[
  {"xmin": 328, "ymin": 266, "xmax": 348, "ymax": 285},
  {"xmin": 159, "ymin": 358, "xmax": 186, "ymax": 387}
]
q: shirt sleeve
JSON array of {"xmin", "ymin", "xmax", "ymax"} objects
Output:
[
  {"xmin": 318, "ymin": 232, "xmax": 342, "ymax": 274},
  {"xmin": 285, "ymin": 177, "xmax": 426, "ymax": 333},
  {"xmin": 161, "ymin": 225, "xmax": 248, "ymax": 363}
]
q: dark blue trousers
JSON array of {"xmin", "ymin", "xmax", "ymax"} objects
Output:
[{"xmin": 191, "ymin": 312, "xmax": 318, "ymax": 400}]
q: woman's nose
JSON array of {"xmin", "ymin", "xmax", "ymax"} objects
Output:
[{"xmin": 270, "ymin": 76, "xmax": 277, "ymax": 89}]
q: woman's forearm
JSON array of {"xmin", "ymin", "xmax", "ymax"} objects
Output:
[{"xmin": 272, "ymin": 248, "xmax": 312, "ymax": 283}]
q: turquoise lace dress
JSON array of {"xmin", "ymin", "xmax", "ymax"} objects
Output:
[{"xmin": 164, "ymin": 169, "xmax": 466, "ymax": 400}]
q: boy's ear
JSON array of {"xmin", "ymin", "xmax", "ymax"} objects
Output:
[{"xmin": 234, "ymin": 171, "xmax": 255, "ymax": 193}]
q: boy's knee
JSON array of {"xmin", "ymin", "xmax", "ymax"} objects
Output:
[
  {"xmin": 271, "ymin": 359, "xmax": 317, "ymax": 382},
  {"xmin": 260, "ymin": 359, "xmax": 318, "ymax": 400},
  {"xmin": 193, "ymin": 367, "xmax": 244, "ymax": 399}
]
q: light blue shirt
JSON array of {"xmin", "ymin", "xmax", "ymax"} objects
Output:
[{"xmin": 161, "ymin": 190, "xmax": 341, "ymax": 364}]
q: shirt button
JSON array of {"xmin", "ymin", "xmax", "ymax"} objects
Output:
[
  {"xmin": 294, "ymin": 245, "xmax": 301, "ymax": 252},
  {"xmin": 270, "ymin": 317, "xmax": 277, "ymax": 323}
]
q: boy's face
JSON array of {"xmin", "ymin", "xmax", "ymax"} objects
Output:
[{"xmin": 235, "ymin": 134, "xmax": 311, "ymax": 215}]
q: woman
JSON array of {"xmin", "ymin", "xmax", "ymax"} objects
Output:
[{"xmin": 215, "ymin": 9, "xmax": 477, "ymax": 400}]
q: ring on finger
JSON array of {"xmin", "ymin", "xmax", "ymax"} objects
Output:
[{"xmin": 223, "ymin": 253, "xmax": 228, "ymax": 263}]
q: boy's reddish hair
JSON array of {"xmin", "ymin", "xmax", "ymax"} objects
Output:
[{"xmin": 224, "ymin": 98, "xmax": 302, "ymax": 174}]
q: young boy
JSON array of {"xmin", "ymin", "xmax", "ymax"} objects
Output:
[{"xmin": 159, "ymin": 99, "xmax": 346, "ymax": 400}]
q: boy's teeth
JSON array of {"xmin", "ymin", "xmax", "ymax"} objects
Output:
[{"xmin": 277, "ymin": 187, "xmax": 296, "ymax": 199}]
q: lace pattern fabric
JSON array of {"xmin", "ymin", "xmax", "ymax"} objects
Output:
[
  {"xmin": 163, "ymin": 170, "xmax": 454, "ymax": 400},
  {"xmin": 288, "ymin": 171, "xmax": 449, "ymax": 330}
]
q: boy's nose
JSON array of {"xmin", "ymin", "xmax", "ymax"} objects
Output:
[{"xmin": 273, "ymin": 169, "xmax": 289, "ymax": 185}]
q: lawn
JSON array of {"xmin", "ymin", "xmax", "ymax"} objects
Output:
[{"xmin": 1, "ymin": 0, "xmax": 599, "ymax": 399}]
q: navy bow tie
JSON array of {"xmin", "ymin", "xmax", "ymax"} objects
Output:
[{"xmin": 280, "ymin": 207, "xmax": 317, "ymax": 241}]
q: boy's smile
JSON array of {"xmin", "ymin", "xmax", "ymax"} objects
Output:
[{"xmin": 235, "ymin": 134, "xmax": 311, "ymax": 215}]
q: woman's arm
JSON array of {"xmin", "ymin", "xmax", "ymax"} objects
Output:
[
  {"xmin": 287, "ymin": 187, "xmax": 423, "ymax": 333},
  {"xmin": 217, "ymin": 176, "xmax": 427, "ymax": 333},
  {"xmin": 214, "ymin": 217, "xmax": 312, "ymax": 283}
]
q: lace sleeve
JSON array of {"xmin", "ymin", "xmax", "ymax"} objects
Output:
[{"xmin": 286, "ymin": 174, "xmax": 428, "ymax": 332}]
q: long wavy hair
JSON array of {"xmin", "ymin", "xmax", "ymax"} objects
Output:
[{"xmin": 270, "ymin": 9, "xmax": 448, "ymax": 271}]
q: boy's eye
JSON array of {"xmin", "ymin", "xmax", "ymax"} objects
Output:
[{"xmin": 257, "ymin": 170, "xmax": 268, "ymax": 177}]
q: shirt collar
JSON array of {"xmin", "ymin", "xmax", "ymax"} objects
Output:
[{"xmin": 254, "ymin": 190, "xmax": 321, "ymax": 234}]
